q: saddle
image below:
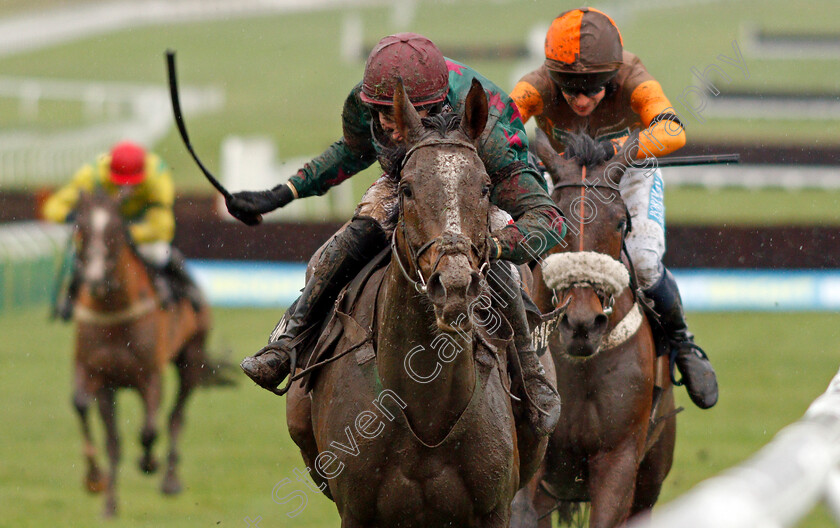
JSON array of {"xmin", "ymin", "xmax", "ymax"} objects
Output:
[{"xmin": 279, "ymin": 248, "xmax": 520, "ymax": 396}]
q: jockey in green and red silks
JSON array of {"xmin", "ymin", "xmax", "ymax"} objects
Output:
[
  {"xmin": 282, "ymin": 59, "xmax": 564, "ymax": 266},
  {"xmin": 226, "ymin": 33, "xmax": 564, "ymax": 436}
]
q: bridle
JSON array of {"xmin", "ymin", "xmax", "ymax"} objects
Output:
[
  {"xmin": 390, "ymin": 138, "xmax": 491, "ymax": 294},
  {"xmin": 551, "ymin": 165, "xmax": 633, "ymax": 315}
]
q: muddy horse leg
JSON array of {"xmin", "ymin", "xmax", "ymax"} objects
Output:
[
  {"xmin": 286, "ymin": 374, "xmax": 332, "ymax": 499},
  {"xmin": 161, "ymin": 338, "xmax": 202, "ymax": 495},
  {"xmin": 630, "ymin": 415, "xmax": 676, "ymax": 522},
  {"xmin": 587, "ymin": 441, "xmax": 641, "ymax": 528},
  {"xmin": 96, "ymin": 388, "xmax": 120, "ymax": 518},
  {"xmin": 73, "ymin": 365, "xmax": 107, "ymax": 493},
  {"xmin": 137, "ymin": 373, "xmax": 162, "ymax": 474}
]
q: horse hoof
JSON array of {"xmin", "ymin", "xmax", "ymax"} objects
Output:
[
  {"xmin": 84, "ymin": 469, "xmax": 108, "ymax": 494},
  {"xmin": 139, "ymin": 455, "xmax": 159, "ymax": 474},
  {"xmin": 161, "ymin": 477, "xmax": 182, "ymax": 495}
]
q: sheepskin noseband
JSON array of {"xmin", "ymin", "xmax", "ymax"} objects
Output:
[{"xmin": 541, "ymin": 252, "xmax": 629, "ymax": 295}]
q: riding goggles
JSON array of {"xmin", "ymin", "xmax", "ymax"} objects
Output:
[{"xmin": 549, "ymin": 69, "xmax": 617, "ymax": 98}]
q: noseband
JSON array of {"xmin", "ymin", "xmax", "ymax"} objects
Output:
[
  {"xmin": 550, "ymin": 166, "xmax": 633, "ymax": 313},
  {"xmin": 390, "ymin": 138, "xmax": 490, "ymax": 294}
]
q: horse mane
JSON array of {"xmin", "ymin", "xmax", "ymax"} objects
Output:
[
  {"xmin": 380, "ymin": 111, "xmax": 463, "ymax": 181},
  {"xmin": 562, "ymin": 131, "xmax": 613, "ymax": 169}
]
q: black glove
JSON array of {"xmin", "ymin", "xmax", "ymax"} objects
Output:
[
  {"xmin": 599, "ymin": 139, "xmax": 620, "ymax": 161},
  {"xmin": 225, "ymin": 184, "xmax": 295, "ymax": 226}
]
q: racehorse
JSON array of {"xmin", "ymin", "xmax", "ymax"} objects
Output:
[
  {"xmin": 70, "ymin": 190, "xmax": 213, "ymax": 517},
  {"xmin": 281, "ymin": 79, "xmax": 549, "ymax": 527},
  {"xmin": 523, "ymin": 130, "xmax": 677, "ymax": 527}
]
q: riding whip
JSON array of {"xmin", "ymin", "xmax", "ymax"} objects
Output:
[
  {"xmin": 631, "ymin": 153, "xmax": 740, "ymax": 168},
  {"xmin": 165, "ymin": 49, "xmax": 231, "ymax": 199}
]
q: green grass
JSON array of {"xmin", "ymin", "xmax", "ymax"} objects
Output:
[
  {"xmin": 1, "ymin": 305, "xmax": 839, "ymax": 526},
  {"xmin": 665, "ymin": 187, "xmax": 840, "ymax": 225}
]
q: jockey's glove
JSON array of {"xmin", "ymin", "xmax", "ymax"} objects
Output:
[
  {"xmin": 599, "ymin": 139, "xmax": 620, "ymax": 160},
  {"xmin": 225, "ymin": 183, "xmax": 295, "ymax": 226}
]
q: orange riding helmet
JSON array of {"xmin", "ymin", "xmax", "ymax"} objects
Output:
[
  {"xmin": 109, "ymin": 141, "xmax": 146, "ymax": 186},
  {"xmin": 360, "ymin": 33, "xmax": 449, "ymax": 107},
  {"xmin": 545, "ymin": 8, "xmax": 624, "ymax": 94}
]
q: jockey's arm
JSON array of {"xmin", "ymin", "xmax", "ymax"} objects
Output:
[
  {"xmin": 286, "ymin": 85, "xmax": 379, "ymax": 199},
  {"xmin": 480, "ymin": 94, "xmax": 565, "ymax": 265},
  {"xmin": 42, "ymin": 164, "xmax": 97, "ymax": 223},
  {"xmin": 489, "ymin": 168, "xmax": 565, "ymax": 265},
  {"xmin": 630, "ymin": 80, "xmax": 686, "ymax": 159}
]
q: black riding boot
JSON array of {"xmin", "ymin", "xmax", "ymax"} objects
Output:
[
  {"xmin": 493, "ymin": 262, "xmax": 562, "ymax": 436},
  {"xmin": 165, "ymin": 248, "xmax": 204, "ymax": 311},
  {"xmin": 644, "ymin": 265, "xmax": 718, "ymax": 409},
  {"xmin": 240, "ymin": 217, "xmax": 388, "ymax": 393}
]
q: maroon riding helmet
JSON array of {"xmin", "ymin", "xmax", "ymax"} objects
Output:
[{"xmin": 360, "ymin": 33, "xmax": 449, "ymax": 107}]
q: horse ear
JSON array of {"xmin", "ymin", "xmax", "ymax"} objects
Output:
[
  {"xmin": 532, "ymin": 128, "xmax": 577, "ymax": 183},
  {"xmin": 461, "ymin": 78, "xmax": 489, "ymax": 142},
  {"xmin": 393, "ymin": 77, "xmax": 423, "ymax": 143}
]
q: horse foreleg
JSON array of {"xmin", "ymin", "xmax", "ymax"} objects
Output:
[
  {"xmin": 96, "ymin": 388, "xmax": 120, "ymax": 518},
  {"xmin": 73, "ymin": 366, "xmax": 106, "ymax": 493},
  {"xmin": 162, "ymin": 340, "xmax": 202, "ymax": 495},
  {"xmin": 587, "ymin": 441, "xmax": 641, "ymax": 528},
  {"xmin": 286, "ymin": 375, "xmax": 332, "ymax": 500},
  {"xmin": 138, "ymin": 373, "xmax": 162, "ymax": 475},
  {"xmin": 630, "ymin": 413, "xmax": 676, "ymax": 521}
]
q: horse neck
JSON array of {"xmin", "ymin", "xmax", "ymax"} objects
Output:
[{"xmin": 376, "ymin": 262, "xmax": 476, "ymax": 445}]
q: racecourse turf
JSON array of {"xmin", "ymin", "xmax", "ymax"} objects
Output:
[{"xmin": 1, "ymin": 305, "xmax": 838, "ymax": 527}]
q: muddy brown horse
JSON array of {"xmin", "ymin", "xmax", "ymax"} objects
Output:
[
  {"xmin": 278, "ymin": 80, "xmax": 550, "ymax": 527},
  {"xmin": 521, "ymin": 130, "xmax": 677, "ymax": 527},
  {"xmin": 70, "ymin": 190, "xmax": 212, "ymax": 517}
]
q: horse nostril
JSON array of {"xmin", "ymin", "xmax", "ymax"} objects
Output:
[
  {"xmin": 559, "ymin": 314, "xmax": 571, "ymax": 333},
  {"xmin": 593, "ymin": 314, "xmax": 608, "ymax": 333},
  {"xmin": 426, "ymin": 272, "xmax": 446, "ymax": 303}
]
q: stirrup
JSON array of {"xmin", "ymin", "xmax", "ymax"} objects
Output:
[
  {"xmin": 252, "ymin": 340, "xmax": 299, "ymax": 396},
  {"xmin": 253, "ymin": 323, "xmax": 319, "ymax": 396}
]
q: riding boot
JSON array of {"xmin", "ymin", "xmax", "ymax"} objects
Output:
[
  {"xmin": 240, "ymin": 217, "xmax": 388, "ymax": 393},
  {"xmin": 151, "ymin": 268, "xmax": 175, "ymax": 308},
  {"xmin": 165, "ymin": 248, "xmax": 204, "ymax": 311},
  {"xmin": 644, "ymin": 265, "xmax": 718, "ymax": 409},
  {"xmin": 54, "ymin": 266, "xmax": 81, "ymax": 321},
  {"xmin": 494, "ymin": 262, "xmax": 562, "ymax": 436}
]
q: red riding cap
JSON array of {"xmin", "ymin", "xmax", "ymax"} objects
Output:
[
  {"xmin": 109, "ymin": 141, "xmax": 146, "ymax": 185},
  {"xmin": 360, "ymin": 33, "xmax": 449, "ymax": 106}
]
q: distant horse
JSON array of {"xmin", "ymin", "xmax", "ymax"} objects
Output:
[
  {"xmin": 70, "ymin": 190, "xmax": 213, "ymax": 517},
  {"xmin": 280, "ymin": 79, "xmax": 549, "ymax": 527},
  {"xmin": 523, "ymin": 130, "xmax": 677, "ymax": 527}
]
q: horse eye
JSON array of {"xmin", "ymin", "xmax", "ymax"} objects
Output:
[
  {"xmin": 617, "ymin": 219, "xmax": 626, "ymax": 231},
  {"xmin": 401, "ymin": 185, "xmax": 413, "ymax": 199},
  {"xmin": 481, "ymin": 184, "xmax": 490, "ymax": 198}
]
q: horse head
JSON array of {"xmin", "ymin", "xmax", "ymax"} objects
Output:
[
  {"xmin": 533, "ymin": 129, "xmax": 639, "ymax": 357},
  {"xmin": 74, "ymin": 189, "xmax": 130, "ymax": 300},
  {"xmin": 389, "ymin": 77, "xmax": 491, "ymax": 334}
]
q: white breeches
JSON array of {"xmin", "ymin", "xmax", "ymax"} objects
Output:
[
  {"xmin": 620, "ymin": 167, "xmax": 666, "ymax": 290},
  {"xmin": 136, "ymin": 241, "xmax": 171, "ymax": 268}
]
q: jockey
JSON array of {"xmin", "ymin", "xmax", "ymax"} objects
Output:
[
  {"xmin": 226, "ymin": 33, "xmax": 566, "ymax": 436},
  {"xmin": 510, "ymin": 8, "xmax": 718, "ymax": 409},
  {"xmin": 42, "ymin": 141, "xmax": 203, "ymax": 319}
]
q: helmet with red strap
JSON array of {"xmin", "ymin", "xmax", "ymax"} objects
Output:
[
  {"xmin": 544, "ymin": 8, "xmax": 623, "ymax": 94},
  {"xmin": 109, "ymin": 141, "xmax": 146, "ymax": 185},
  {"xmin": 360, "ymin": 33, "xmax": 449, "ymax": 107}
]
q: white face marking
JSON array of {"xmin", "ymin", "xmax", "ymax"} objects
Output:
[
  {"xmin": 434, "ymin": 151, "xmax": 470, "ymax": 234},
  {"xmin": 84, "ymin": 207, "xmax": 110, "ymax": 282}
]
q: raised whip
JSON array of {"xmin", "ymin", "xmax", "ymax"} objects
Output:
[{"xmin": 165, "ymin": 49, "xmax": 231, "ymax": 199}]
